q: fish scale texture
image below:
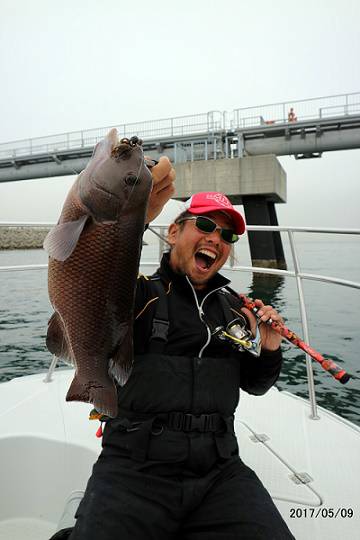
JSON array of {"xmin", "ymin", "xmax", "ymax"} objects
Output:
[
  {"xmin": 49, "ymin": 219, "xmax": 139, "ymax": 363},
  {"xmin": 46, "ymin": 149, "xmax": 152, "ymax": 416}
]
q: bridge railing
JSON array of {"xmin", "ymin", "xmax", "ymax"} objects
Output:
[
  {"xmin": 0, "ymin": 111, "xmax": 223, "ymax": 161},
  {"xmin": 231, "ymin": 91, "xmax": 360, "ymax": 129},
  {"xmin": 1, "ymin": 92, "xmax": 360, "ymax": 161}
]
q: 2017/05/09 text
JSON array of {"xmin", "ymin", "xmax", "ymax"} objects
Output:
[{"xmin": 290, "ymin": 508, "xmax": 354, "ymax": 519}]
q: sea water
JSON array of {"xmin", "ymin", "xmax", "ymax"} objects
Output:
[{"xmin": 0, "ymin": 232, "xmax": 359, "ymax": 425}]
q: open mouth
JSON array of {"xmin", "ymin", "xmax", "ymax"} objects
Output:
[{"xmin": 194, "ymin": 249, "xmax": 217, "ymax": 271}]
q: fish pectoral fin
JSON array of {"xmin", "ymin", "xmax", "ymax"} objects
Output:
[
  {"xmin": 66, "ymin": 376, "xmax": 118, "ymax": 418},
  {"xmin": 43, "ymin": 215, "xmax": 89, "ymax": 261},
  {"xmin": 46, "ymin": 312, "xmax": 73, "ymax": 365},
  {"xmin": 109, "ymin": 325, "xmax": 134, "ymax": 386}
]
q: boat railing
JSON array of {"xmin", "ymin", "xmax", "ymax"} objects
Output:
[{"xmin": 1, "ymin": 222, "xmax": 359, "ymax": 420}]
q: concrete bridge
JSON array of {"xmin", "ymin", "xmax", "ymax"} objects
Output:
[{"xmin": 1, "ymin": 92, "xmax": 359, "ymax": 268}]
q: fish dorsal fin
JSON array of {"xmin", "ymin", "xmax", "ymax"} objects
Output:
[
  {"xmin": 43, "ymin": 215, "xmax": 89, "ymax": 261},
  {"xmin": 46, "ymin": 312, "xmax": 74, "ymax": 365}
]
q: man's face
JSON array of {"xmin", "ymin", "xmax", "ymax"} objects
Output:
[{"xmin": 167, "ymin": 211, "xmax": 234, "ymax": 289}]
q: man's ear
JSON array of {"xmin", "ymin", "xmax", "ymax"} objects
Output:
[{"xmin": 167, "ymin": 223, "xmax": 179, "ymax": 247}]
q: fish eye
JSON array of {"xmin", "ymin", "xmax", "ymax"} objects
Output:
[{"xmin": 125, "ymin": 175, "xmax": 139, "ymax": 186}]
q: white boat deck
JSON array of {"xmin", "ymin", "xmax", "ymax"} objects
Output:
[
  {"xmin": 0, "ymin": 369, "xmax": 359, "ymax": 540},
  {"xmin": 238, "ymin": 388, "xmax": 360, "ymax": 539}
]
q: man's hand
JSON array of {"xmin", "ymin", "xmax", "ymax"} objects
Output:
[
  {"xmin": 146, "ymin": 156, "xmax": 176, "ymax": 224},
  {"xmin": 241, "ymin": 299, "xmax": 283, "ymax": 352}
]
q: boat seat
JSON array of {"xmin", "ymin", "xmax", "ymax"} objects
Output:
[{"xmin": 56, "ymin": 490, "xmax": 84, "ymax": 532}]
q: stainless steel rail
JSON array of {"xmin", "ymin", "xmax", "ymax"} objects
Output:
[
  {"xmin": 1, "ymin": 222, "xmax": 359, "ymax": 418},
  {"xmin": 232, "ymin": 92, "xmax": 360, "ymax": 129}
]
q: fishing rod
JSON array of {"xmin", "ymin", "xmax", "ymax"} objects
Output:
[
  {"xmin": 147, "ymin": 226, "xmax": 351, "ymax": 384},
  {"xmin": 239, "ymin": 294, "xmax": 350, "ymax": 384}
]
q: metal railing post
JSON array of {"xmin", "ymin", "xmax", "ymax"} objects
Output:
[
  {"xmin": 288, "ymin": 231, "xmax": 320, "ymax": 420},
  {"xmin": 43, "ymin": 355, "xmax": 58, "ymax": 383},
  {"xmin": 222, "ymin": 110, "xmax": 227, "ymax": 130}
]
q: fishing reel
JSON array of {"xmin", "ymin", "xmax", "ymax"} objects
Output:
[{"xmin": 213, "ymin": 315, "xmax": 262, "ymax": 357}]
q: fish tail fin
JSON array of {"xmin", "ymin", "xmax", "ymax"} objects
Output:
[
  {"xmin": 109, "ymin": 324, "xmax": 134, "ymax": 386},
  {"xmin": 66, "ymin": 375, "xmax": 90, "ymax": 404},
  {"xmin": 66, "ymin": 376, "xmax": 118, "ymax": 418}
]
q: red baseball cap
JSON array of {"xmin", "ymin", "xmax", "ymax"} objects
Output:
[{"xmin": 184, "ymin": 192, "xmax": 246, "ymax": 235}]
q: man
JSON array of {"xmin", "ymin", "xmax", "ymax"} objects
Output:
[{"xmin": 55, "ymin": 171, "xmax": 294, "ymax": 539}]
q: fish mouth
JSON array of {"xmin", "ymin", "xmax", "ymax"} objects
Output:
[{"xmin": 194, "ymin": 248, "xmax": 218, "ymax": 271}]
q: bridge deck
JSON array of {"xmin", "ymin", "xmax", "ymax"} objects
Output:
[{"xmin": 0, "ymin": 92, "xmax": 359, "ymax": 182}]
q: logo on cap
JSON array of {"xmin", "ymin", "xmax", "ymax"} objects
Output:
[{"xmin": 205, "ymin": 193, "xmax": 232, "ymax": 208}]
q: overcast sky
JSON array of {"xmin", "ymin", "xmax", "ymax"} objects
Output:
[{"xmin": 0, "ymin": 0, "xmax": 359, "ymax": 227}]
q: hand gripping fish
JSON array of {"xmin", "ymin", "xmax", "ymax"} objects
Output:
[{"xmin": 44, "ymin": 129, "xmax": 157, "ymax": 417}]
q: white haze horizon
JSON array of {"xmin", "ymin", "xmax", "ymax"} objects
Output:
[{"xmin": 0, "ymin": 0, "xmax": 360, "ymax": 230}]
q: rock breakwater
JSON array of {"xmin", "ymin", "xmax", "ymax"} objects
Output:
[{"xmin": 0, "ymin": 227, "xmax": 51, "ymax": 249}]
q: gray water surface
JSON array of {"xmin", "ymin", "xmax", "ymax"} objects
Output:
[{"xmin": 0, "ymin": 234, "xmax": 359, "ymax": 425}]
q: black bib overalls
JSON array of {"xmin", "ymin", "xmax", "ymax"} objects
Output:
[{"xmin": 65, "ymin": 266, "xmax": 294, "ymax": 540}]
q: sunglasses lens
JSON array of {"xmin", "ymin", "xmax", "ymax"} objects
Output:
[
  {"xmin": 195, "ymin": 216, "xmax": 238, "ymax": 243},
  {"xmin": 221, "ymin": 230, "xmax": 239, "ymax": 244},
  {"xmin": 195, "ymin": 216, "xmax": 216, "ymax": 233}
]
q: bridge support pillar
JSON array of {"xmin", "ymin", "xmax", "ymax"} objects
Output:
[{"xmin": 242, "ymin": 196, "xmax": 287, "ymax": 269}]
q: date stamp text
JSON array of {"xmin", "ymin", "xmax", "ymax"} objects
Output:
[{"xmin": 290, "ymin": 507, "xmax": 354, "ymax": 519}]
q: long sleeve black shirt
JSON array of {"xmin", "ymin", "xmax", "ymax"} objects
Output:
[{"xmin": 133, "ymin": 252, "xmax": 282, "ymax": 397}]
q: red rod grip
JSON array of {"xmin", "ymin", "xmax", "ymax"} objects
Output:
[{"xmin": 239, "ymin": 295, "xmax": 350, "ymax": 385}]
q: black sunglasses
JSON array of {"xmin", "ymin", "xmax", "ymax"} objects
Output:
[{"xmin": 177, "ymin": 216, "xmax": 239, "ymax": 244}]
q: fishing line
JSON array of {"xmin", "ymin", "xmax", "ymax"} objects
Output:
[
  {"xmin": 127, "ymin": 145, "xmax": 145, "ymax": 202},
  {"xmin": 121, "ymin": 141, "xmax": 146, "ymax": 212}
]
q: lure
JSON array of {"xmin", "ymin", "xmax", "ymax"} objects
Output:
[{"xmin": 239, "ymin": 294, "xmax": 351, "ymax": 384}]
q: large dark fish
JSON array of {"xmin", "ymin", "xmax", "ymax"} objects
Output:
[{"xmin": 44, "ymin": 129, "xmax": 153, "ymax": 417}]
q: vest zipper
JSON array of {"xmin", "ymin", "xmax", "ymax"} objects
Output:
[{"xmin": 186, "ymin": 276, "xmax": 224, "ymax": 358}]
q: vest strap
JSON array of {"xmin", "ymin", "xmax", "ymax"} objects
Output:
[{"xmin": 148, "ymin": 278, "xmax": 169, "ymax": 353}]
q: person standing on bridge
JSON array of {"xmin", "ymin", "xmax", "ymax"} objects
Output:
[{"xmin": 51, "ymin": 181, "xmax": 295, "ymax": 539}]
